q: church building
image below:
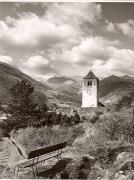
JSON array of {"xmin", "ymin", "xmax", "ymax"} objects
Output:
[{"xmin": 82, "ymin": 70, "xmax": 99, "ymax": 108}]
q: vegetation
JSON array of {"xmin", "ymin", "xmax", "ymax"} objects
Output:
[
  {"xmin": 96, "ymin": 110, "xmax": 134, "ymax": 142},
  {"xmin": 115, "ymin": 96, "xmax": 133, "ymax": 111},
  {"xmin": 0, "ymin": 80, "xmax": 81, "ymax": 137},
  {"xmin": 1, "ymin": 79, "xmax": 134, "ymax": 179}
]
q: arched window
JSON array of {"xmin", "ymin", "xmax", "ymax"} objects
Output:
[{"xmin": 87, "ymin": 81, "xmax": 92, "ymax": 86}]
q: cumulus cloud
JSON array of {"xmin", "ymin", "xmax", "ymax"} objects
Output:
[
  {"xmin": 92, "ymin": 47, "xmax": 134, "ymax": 77},
  {"xmin": 0, "ymin": 2, "xmax": 102, "ymax": 55},
  {"xmin": 23, "ymin": 55, "xmax": 49, "ymax": 69},
  {"xmin": 21, "ymin": 55, "xmax": 57, "ymax": 79},
  {"xmin": 0, "ymin": 13, "xmax": 79, "ymax": 53},
  {"xmin": 104, "ymin": 19, "xmax": 134, "ymax": 38},
  {"xmin": 49, "ymin": 37, "xmax": 119, "ymax": 65},
  {"xmin": 0, "ymin": 2, "xmax": 134, "ymax": 79},
  {"xmin": 0, "ymin": 55, "xmax": 13, "ymax": 65},
  {"xmin": 47, "ymin": 36, "xmax": 134, "ymax": 78},
  {"xmin": 115, "ymin": 19, "xmax": 134, "ymax": 37},
  {"xmin": 45, "ymin": 3, "xmax": 102, "ymax": 26},
  {"xmin": 105, "ymin": 20, "xmax": 116, "ymax": 33}
]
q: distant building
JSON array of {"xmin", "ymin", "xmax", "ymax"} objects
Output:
[
  {"xmin": 82, "ymin": 70, "xmax": 99, "ymax": 108},
  {"xmin": 0, "ymin": 111, "xmax": 10, "ymax": 122}
]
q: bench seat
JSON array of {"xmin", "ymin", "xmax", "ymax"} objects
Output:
[
  {"xmin": 14, "ymin": 142, "xmax": 67, "ymax": 178},
  {"xmin": 16, "ymin": 150, "xmax": 61, "ymax": 168}
]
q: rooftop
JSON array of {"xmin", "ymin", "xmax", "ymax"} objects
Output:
[{"xmin": 84, "ymin": 70, "xmax": 98, "ymax": 80}]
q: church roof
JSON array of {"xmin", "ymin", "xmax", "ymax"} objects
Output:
[{"xmin": 84, "ymin": 70, "xmax": 98, "ymax": 79}]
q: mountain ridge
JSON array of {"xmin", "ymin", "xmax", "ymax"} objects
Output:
[
  {"xmin": 47, "ymin": 74, "xmax": 134, "ymax": 106},
  {"xmin": 0, "ymin": 62, "xmax": 134, "ymax": 107},
  {"xmin": 0, "ymin": 62, "xmax": 81, "ymax": 107}
]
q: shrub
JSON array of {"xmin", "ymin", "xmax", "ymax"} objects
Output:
[
  {"xmin": 90, "ymin": 114, "xmax": 99, "ymax": 124},
  {"xmin": 96, "ymin": 111, "xmax": 134, "ymax": 142},
  {"xmin": 89, "ymin": 111, "xmax": 102, "ymax": 124},
  {"xmin": 115, "ymin": 96, "xmax": 133, "ymax": 111}
]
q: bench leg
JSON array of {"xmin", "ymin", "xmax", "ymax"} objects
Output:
[
  {"xmin": 14, "ymin": 166, "xmax": 17, "ymax": 174},
  {"xmin": 31, "ymin": 166, "xmax": 36, "ymax": 178},
  {"xmin": 55, "ymin": 155, "xmax": 62, "ymax": 161},
  {"xmin": 35, "ymin": 165, "xmax": 39, "ymax": 178},
  {"xmin": 59, "ymin": 155, "xmax": 62, "ymax": 160},
  {"xmin": 14, "ymin": 166, "xmax": 20, "ymax": 175},
  {"xmin": 17, "ymin": 166, "xmax": 20, "ymax": 175}
]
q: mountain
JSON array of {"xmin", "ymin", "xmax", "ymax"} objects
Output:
[
  {"xmin": 99, "ymin": 75, "xmax": 134, "ymax": 104},
  {"xmin": 47, "ymin": 76, "xmax": 76, "ymax": 85},
  {"xmin": 47, "ymin": 76, "xmax": 81, "ymax": 104},
  {"xmin": 0, "ymin": 63, "xmax": 80, "ymax": 107},
  {"xmin": 1, "ymin": 62, "xmax": 134, "ymax": 108},
  {"xmin": 99, "ymin": 75, "xmax": 134, "ymax": 97},
  {"xmin": 121, "ymin": 75, "xmax": 134, "ymax": 81},
  {"xmin": 47, "ymin": 74, "xmax": 134, "ymax": 106}
]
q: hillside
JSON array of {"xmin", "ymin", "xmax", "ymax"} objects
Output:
[
  {"xmin": 0, "ymin": 63, "xmax": 80, "ymax": 106},
  {"xmin": 0, "ymin": 62, "xmax": 48, "ymax": 105},
  {"xmin": 99, "ymin": 75, "xmax": 134, "ymax": 104},
  {"xmin": 47, "ymin": 76, "xmax": 81, "ymax": 105}
]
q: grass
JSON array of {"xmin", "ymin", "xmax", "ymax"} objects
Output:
[{"xmin": 11, "ymin": 124, "xmax": 84, "ymax": 155}]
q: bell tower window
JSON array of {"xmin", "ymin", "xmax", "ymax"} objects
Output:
[{"xmin": 87, "ymin": 80, "xmax": 92, "ymax": 86}]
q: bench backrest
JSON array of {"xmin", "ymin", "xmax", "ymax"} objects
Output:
[{"xmin": 28, "ymin": 142, "xmax": 67, "ymax": 159}]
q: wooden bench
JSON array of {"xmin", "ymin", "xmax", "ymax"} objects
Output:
[{"xmin": 14, "ymin": 142, "xmax": 67, "ymax": 178}]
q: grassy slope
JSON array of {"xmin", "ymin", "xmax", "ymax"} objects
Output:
[{"xmin": 0, "ymin": 62, "xmax": 49, "ymax": 105}]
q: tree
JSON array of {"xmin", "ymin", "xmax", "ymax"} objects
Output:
[{"xmin": 1, "ymin": 80, "xmax": 40, "ymax": 132}]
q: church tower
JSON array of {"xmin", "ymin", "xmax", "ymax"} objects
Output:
[{"xmin": 82, "ymin": 70, "xmax": 99, "ymax": 107}]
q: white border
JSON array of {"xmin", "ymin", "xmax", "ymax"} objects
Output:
[{"xmin": 0, "ymin": 0, "xmax": 134, "ymax": 2}]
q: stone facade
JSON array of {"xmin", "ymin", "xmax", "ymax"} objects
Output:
[{"xmin": 82, "ymin": 71, "xmax": 99, "ymax": 108}]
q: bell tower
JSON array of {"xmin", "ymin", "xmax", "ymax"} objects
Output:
[{"xmin": 82, "ymin": 70, "xmax": 99, "ymax": 107}]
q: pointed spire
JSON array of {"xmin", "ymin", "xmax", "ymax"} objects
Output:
[{"xmin": 84, "ymin": 70, "xmax": 98, "ymax": 79}]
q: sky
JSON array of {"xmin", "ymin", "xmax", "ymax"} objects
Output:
[{"xmin": 0, "ymin": 2, "xmax": 134, "ymax": 80}]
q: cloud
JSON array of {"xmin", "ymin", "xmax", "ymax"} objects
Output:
[
  {"xmin": 0, "ymin": 13, "xmax": 79, "ymax": 53},
  {"xmin": 50, "ymin": 37, "xmax": 119, "ymax": 65},
  {"xmin": 47, "ymin": 35, "xmax": 134, "ymax": 78},
  {"xmin": 115, "ymin": 19, "xmax": 134, "ymax": 37},
  {"xmin": 45, "ymin": 3, "xmax": 102, "ymax": 26},
  {"xmin": 23, "ymin": 55, "xmax": 49, "ymax": 69},
  {"xmin": 0, "ymin": 55, "xmax": 13, "ymax": 65},
  {"xmin": 0, "ymin": 2, "xmax": 102, "ymax": 56},
  {"xmin": 92, "ymin": 47, "xmax": 134, "ymax": 77},
  {"xmin": 21, "ymin": 55, "xmax": 57, "ymax": 78},
  {"xmin": 1, "ymin": 2, "xmax": 134, "ymax": 79},
  {"xmin": 104, "ymin": 19, "xmax": 134, "ymax": 38},
  {"xmin": 105, "ymin": 20, "xmax": 116, "ymax": 33}
]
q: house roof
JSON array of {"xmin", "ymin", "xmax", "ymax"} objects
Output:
[{"xmin": 84, "ymin": 70, "xmax": 98, "ymax": 79}]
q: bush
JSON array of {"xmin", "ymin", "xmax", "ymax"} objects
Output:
[
  {"xmin": 90, "ymin": 114, "xmax": 99, "ymax": 124},
  {"xmin": 96, "ymin": 111, "xmax": 134, "ymax": 142},
  {"xmin": 89, "ymin": 111, "xmax": 103, "ymax": 124},
  {"xmin": 115, "ymin": 96, "xmax": 133, "ymax": 111}
]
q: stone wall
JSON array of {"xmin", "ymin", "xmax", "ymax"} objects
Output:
[{"xmin": 56, "ymin": 107, "xmax": 107, "ymax": 118}]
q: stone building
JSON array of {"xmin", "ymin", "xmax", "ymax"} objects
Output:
[{"xmin": 82, "ymin": 70, "xmax": 99, "ymax": 107}]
